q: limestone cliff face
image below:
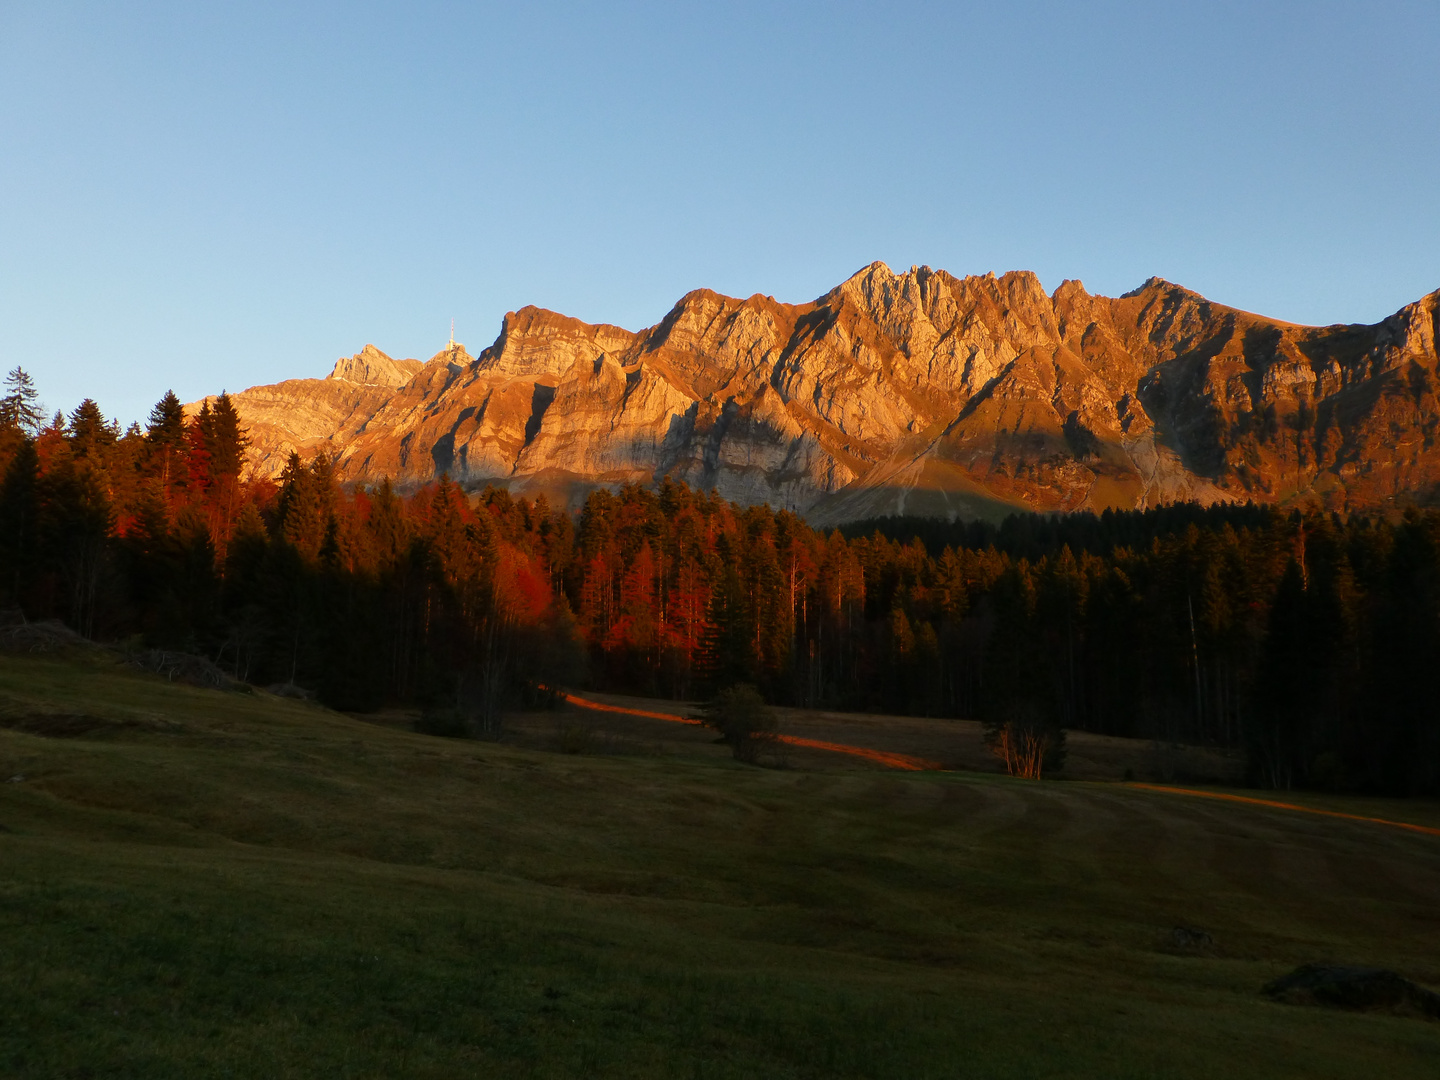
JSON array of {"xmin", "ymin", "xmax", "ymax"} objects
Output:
[{"xmin": 196, "ymin": 265, "xmax": 1440, "ymax": 522}]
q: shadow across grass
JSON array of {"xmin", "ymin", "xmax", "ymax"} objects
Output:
[{"xmin": 1, "ymin": 653, "xmax": 1438, "ymax": 1078}]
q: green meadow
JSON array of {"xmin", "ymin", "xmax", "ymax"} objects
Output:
[{"xmin": 2, "ymin": 653, "xmax": 1438, "ymax": 1078}]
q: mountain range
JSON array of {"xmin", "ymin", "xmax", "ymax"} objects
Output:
[{"xmin": 194, "ymin": 262, "xmax": 1440, "ymax": 524}]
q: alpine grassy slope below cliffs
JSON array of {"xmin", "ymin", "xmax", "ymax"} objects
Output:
[{"xmin": 197, "ymin": 265, "xmax": 1440, "ymax": 523}]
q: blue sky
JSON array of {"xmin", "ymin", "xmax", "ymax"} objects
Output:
[{"xmin": 3, "ymin": 1, "xmax": 1438, "ymax": 425}]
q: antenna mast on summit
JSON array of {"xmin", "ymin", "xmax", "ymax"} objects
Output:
[{"xmin": 449, "ymin": 318, "xmax": 455, "ymax": 351}]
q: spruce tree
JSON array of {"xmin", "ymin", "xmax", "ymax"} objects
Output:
[
  {"xmin": 275, "ymin": 452, "xmax": 342, "ymax": 561},
  {"xmin": 39, "ymin": 453, "xmax": 114, "ymax": 636},
  {"xmin": 185, "ymin": 403, "xmax": 213, "ymax": 491},
  {"xmin": 68, "ymin": 399, "xmax": 115, "ymax": 460},
  {"xmin": 1250, "ymin": 559, "xmax": 1338, "ymax": 789},
  {"xmin": 207, "ymin": 392, "xmax": 248, "ymax": 482},
  {"xmin": 366, "ymin": 478, "xmax": 408, "ymax": 567},
  {"xmin": 0, "ymin": 368, "xmax": 45, "ymax": 435},
  {"xmin": 1362, "ymin": 516, "xmax": 1440, "ymax": 794},
  {"xmin": 145, "ymin": 391, "xmax": 187, "ymax": 485},
  {"xmin": 0, "ymin": 439, "xmax": 40, "ymax": 607},
  {"xmin": 146, "ymin": 390, "xmax": 186, "ymax": 445}
]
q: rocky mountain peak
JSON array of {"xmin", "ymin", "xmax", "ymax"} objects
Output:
[
  {"xmin": 200, "ymin": 264, "xmax": 1440, "ymax": 523},
  {"xmin": 328, "ymin": 345, "xmax": 424, "ymax": 387},
  {"xmin": 476, "ymin": 307, "xmax": 635, "ymax": 381}
]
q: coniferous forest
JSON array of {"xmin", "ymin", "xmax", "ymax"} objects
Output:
[{"xmin": 2, "ymin": 370, "xmax": 1439, "ymax": 796}]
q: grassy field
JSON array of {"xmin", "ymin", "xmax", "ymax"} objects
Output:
[
  {"xmin": 2, "ymin": 653, "xmax": 1439, "ymax": 1078},
  {"xmin": 502, "ymin": 690, "xmax": 1248, "ymax": 781}
]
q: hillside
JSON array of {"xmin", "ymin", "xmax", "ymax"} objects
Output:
[
  {"xmin": 3, "ymin": 652, "xmax": 1440, "ymax": 1076},
  {"xmin": 196, "ymin": 263, "xmax": 1440, "ymax": 522}
]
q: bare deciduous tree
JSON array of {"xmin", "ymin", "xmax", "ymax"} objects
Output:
[{"xmin": 985, "ymin": 699, "xmax": 1066, "ymax": 779}]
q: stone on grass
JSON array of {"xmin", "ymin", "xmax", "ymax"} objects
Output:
[{"xmin": 1264, "ymin": 964, "xmax": 1440, "ymax": 1019}]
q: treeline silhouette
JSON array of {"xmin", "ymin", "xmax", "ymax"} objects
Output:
[
  {"xmin": 2, "ymin": 373, "xmax": 1438, "ymax": 795},
  {"xmin": 841, "ymin": 502, "xmax": 1280, "ymax": 561}
]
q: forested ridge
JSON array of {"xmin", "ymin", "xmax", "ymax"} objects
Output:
[{"xmin": 2, "ymin": 371, "xmax": 1439, "ymax": 795}]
